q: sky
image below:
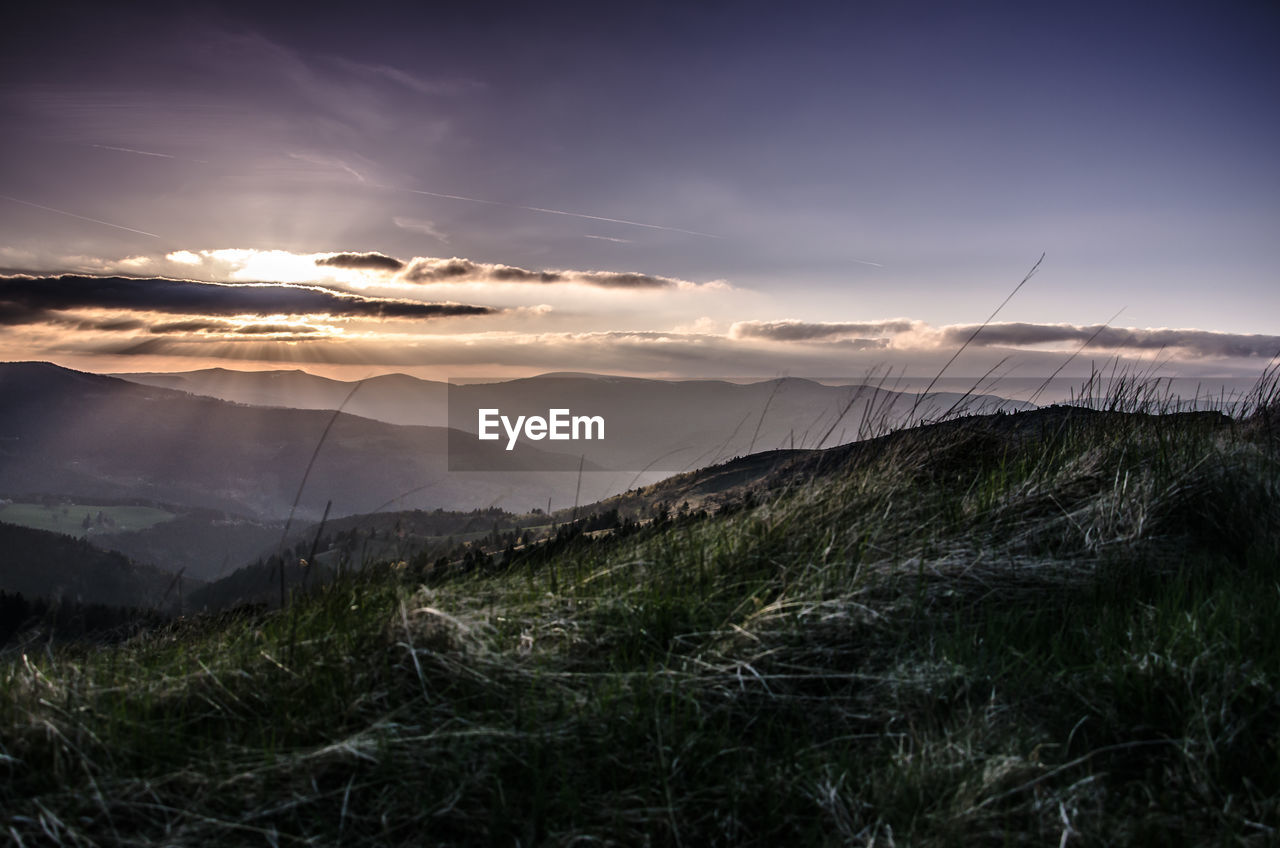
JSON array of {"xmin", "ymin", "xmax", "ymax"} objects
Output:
[{"xmin": 1, "ymin": 0, "xmax": 1277, "ymax": 388}]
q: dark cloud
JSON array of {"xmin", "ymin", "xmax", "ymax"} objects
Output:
[
  {"xmin": 0, "ymin": 301, "xmax": 46, "ymax": 325},
  {"xmin": 489, "ymin": 266, "xmax": 563, "ymax": 283},
  {"xmin": 0, "ymin": 274, "xmax": 497, "ymax": 325},
  {"xmin": 4, "ymin": 304, "xmax": 147, "ymax": 332},
  {"xmin": 402, "ymin": 257, "xmax": 564, "ymax": 284},
  {"xmin": 729, "ymin": 318, "xmax": 1280, "ymax": 360},
  {"xmin": 399, "ymin": 257, "xmax": 681, "ymax": 288},
  {"xmin": 149, "ymin": 319, "xmax": 233, "ymax": 334},
  {"xmin": 80, "ymin": 318, "xmax": 147, "ymax": 332},
  {"xmin": 148, "ymin": 319, "xmax": 321, "ymax": 336},
  {"xmin": 730, "ymin": 320, "xmax": 915, "ymax": 341},
  {"xmin": 234, "ymin": 323, "xmax": 322, "ymax": 335},
  {"xmin": 579, "ymin": 272, "xmax": 670, "ymax": 289},
  {"xmin": 402, "ymin": 258, "xmax": 478, "ymax": 282},
  {"xmin": 315, "ymin": 252, "xmax": 405, "ymax": 272},
  {"xmin": 828, "ymin": 338, "xmax": 892, "ymax": 351},
  {"xmin": 943, "ymin": 323, "xmax": 1280, "ymax": 359}
]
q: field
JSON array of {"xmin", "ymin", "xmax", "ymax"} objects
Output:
[
  {"xmin": 0, "ymin": 501, "xmax": 176, "ymax": 537},
  {"xmin": 2, "ymin": 397, "xmax": 1278, "ymax": 845}
]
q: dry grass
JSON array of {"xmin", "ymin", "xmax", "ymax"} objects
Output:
[{"xmin": 2, "ymin": 371, "xmax": 1278, "ymax": 845}]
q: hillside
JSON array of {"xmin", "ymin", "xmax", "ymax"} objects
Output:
[
  {"xmin": 91, "ymin": 508, "xmax": 285, "ymax": 583},
  {"xmin": 0, "ymin": 521, "xmax": 192, "ymax": 610},
  {"xmin": 1, "ymin": 401, "xmax": 1277, "ymax": 845},
  {"xmin": 0, "ymin": 498, "xmax": 283, "ymax": 583},
  {"xmin": 593, "ymin": 404, "xmax": 1240, "ymax": 517},
  {"xmin": 186, "ymin": 506, "xmax": 542, "ymax": 611}
]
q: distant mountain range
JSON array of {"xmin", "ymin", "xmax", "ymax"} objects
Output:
[
  {"xmin": 114, "ymin": 368, "xmax": 449, "ymax": 426},
  {"xmin": 0, "ymin": 362, "xmax": 597, "ymax": 521},
  {"xmin": 1, "ymin": 362, "xmax": 1031, "ymax": 604},
  {"xmin": 115, "ymin": 367, "xmax": 1032, "ymax": 472}
]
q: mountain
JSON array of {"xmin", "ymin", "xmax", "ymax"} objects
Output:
[
  {"xmin": 0, "ymin": 362, "xmax": 601, "ymax": 521},
  {"xmin": 114, "ymin": 367, "xmax": 449, "ymax": 426},
  {"xmin": 114, "ymin": 368, "xmax": 1032, "ymax": 473}
]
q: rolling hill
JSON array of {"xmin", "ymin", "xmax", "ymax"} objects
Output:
[
  {"xmin": 0, "ymin": 362, "xmax": 601, "ymax": 521},
  {"xmin": 0, "ymin": 521, "xmax": 194, "ymax": 609},
  {"xmin": 3, "ymin": 395, "xmax": 1277, "ymax": 844},
  {"xmin": 114, "ymin": 367, "xmax": 450, "ymax": 427}
]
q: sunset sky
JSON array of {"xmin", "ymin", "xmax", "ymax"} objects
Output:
[{"xmin": 1, "ymin": 1, "xmax": 1277, "ymax": 385}]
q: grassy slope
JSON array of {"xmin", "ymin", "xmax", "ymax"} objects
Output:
[{"xmin": 1, "ymin": 406, "xmax": 1278, "ymax": 846}]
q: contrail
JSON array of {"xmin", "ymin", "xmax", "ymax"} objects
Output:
[
  {"xmin": 92, "ymin": 144, "xmax": 175, "ymax": 159},
  {"xmin": 0, "ymin": 193, "xmax": 162, "ymax": 239},
  {"xmin": 393, "ymin": 183, "xmax": 883, "ymax": 262},
  {"xmin": 388, "ymin": 184, "xmax": 726, "ymax": 239},
  {"xmin": 290, "ymin": 152, "xmax": 367, "ymax": 183},
  {"xmin": 92, "ymin": 144, "xmax": 209, "ymax": 164}
]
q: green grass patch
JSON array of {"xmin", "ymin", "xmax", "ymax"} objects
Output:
[{"xmin": 0, "ymin": 501, "xmax": 176, "ymax": 537}]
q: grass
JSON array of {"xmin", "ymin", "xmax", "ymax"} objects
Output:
[
  {"xmin": 0, "ymin": 502, "xmax": 176, "ymax": 538},
  {"xmin": 1, "ymin": 376, "xmax": 1278, "ymax": 845}
]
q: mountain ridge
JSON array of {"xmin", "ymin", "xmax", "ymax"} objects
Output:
[{"xmin": 0, "ymin": 362, "xmax": 599, "ymax": 520}]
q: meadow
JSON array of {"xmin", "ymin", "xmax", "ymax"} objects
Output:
[{"xmin": 0, "ymin": 501, "xmax": 176, "ymax": 538}]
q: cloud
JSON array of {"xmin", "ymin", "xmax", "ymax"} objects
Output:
[
  {"xmin": 328, "ymin": 57, "xmax": 484, "ymax": 97},
  {"xmin": 79, "ymin": 317, "xmax": 146, "ymax": 332},
  {"xmin": 392, "ymin": 217, "xmax": 449, "ymax": 242},
  {"xmin": 0, "ymin": 301, "xmax": 45, "ymax": 326},
  {"xmin": 489, "ymin": 266, "xmax": 564, "ymax": 284},
  {"xmin": 730, "ymin": 318, "xmax": 1280, "ymax": 360},
  {"xmin": 58, "ymin": 320, "xmax": 1273, "ymax": 385},
  {"xmin": 578, "ymin": 272, "xmax": 672, "ymax": 289},
  {"xmin": 729, "ymin": 319, "xmax": 917, "ymax": 341},
  {"xmin": 401, "ymin": 257, "xmax": 559, "ymax": 284},
  {"xmin": 65, "ymin": 248, "xmax": 721, "ymax": 294},
  {"xmin": 399, "ymin": 256, "xmax": 703, "ymax": 289},
  {"xmin": 0, "ymin": 274, "xmax": 498, "ymax": 326},
  {"xmin": 942, "ymin": 323, "xmax": 1280, "ymax": 359},
  {"xmin": 826, "ymin": 338, "xmax": 893, "ymax": 350},
  {"xmin": 315, "ymin": 252, "xmax": 405, "ymax": 272},
  {"xmin": 165, "ymin": 248, "xmax": 392, "ymax": 284},
  {"xmin": 148, "ymin": 319, "xmax": 235, "ymax": 334},
  {"xmin": 234, "ymin": 323, "xmax": 324, "ymax": 335},
  {"xmin": 79, "ymin": 329, "xmax": 735, "ymax": 369}
]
